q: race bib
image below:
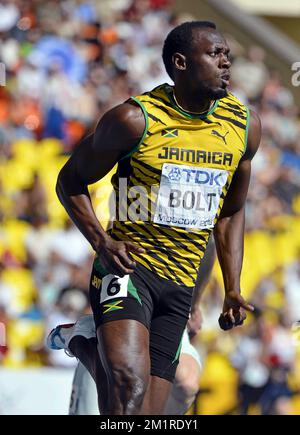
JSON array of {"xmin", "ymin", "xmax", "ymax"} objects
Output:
[
  {"xmin": 100, "ymin": 274, "xmax": 129, "ymax": 304},
  {"xmin": 153, "ymin": 163, "xmax": 228, "ymax": 230}
]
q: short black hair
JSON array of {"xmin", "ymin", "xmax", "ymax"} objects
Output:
[{"xmin": 162, "ymin": 21, "xmax": 217, "ymax": 79}]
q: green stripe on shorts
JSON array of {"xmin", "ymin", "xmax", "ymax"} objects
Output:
[
  {"xmin": 172, "ymin": 333, "xmax": 184, "ymax": 364},
  {"xmin": 93, "ymin": 257, "xmax": 109, "ymax": 277},
  {"xmin": 128, "ymin": 277, "xmax": 142, "ymax": 306}
]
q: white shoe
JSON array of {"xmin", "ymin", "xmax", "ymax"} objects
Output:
[{"xmin": 46, "ymin": 315, "xmax": 96, "ymax": 356}]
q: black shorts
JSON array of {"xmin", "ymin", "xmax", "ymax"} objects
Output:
[{"xmin": 89, "ymin": 257, "xmax": 194, "ymax": 382}]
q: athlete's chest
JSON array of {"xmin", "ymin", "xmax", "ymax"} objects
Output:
[{"xmin": 135, "ymin": 121, "xmax": 244, "ymax": 173}]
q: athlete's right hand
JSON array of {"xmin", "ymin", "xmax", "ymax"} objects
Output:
[{"xmin": 98, "ymin": 236, "xmax": 146, "ymax": 277}]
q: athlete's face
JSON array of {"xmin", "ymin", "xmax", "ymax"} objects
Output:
[{"xmin": 175, "ymin": 28, "xmax": 231, "ymax": 99}]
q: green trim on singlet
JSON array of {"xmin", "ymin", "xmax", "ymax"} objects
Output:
[
  {"xmin": 93, "ymin": 257, "xmax": 109, "ymax": 277},
  {"xmin": 244, "ymin": 107, "xmax": 250, "ymax": 155},
  {"xmin": 165, "ymin": 85, "xmax": 219, "ymax": 120},
  {"xmin": 128, "ymin": 277, "xmax": 142, "ymax": 306},
  {"xmin": 120, "ymin": 97, "xmax": 149, "ymax": 160},
  {"xmin": 172, "ymin": 332, "xmax": 184, "ymax": 364}
]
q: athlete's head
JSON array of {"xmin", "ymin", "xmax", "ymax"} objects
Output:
[{"xmin": 162, "ymin": 21, "xmax": 231, "ymax": 99}]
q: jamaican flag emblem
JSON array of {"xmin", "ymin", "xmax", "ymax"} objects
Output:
[
  {"xmin": 161, "ymin": 129, "xmax": 178, "ymax": 138},
  {"xmin": 103, "ymin": 299, "xmax": 124, "ymax": 314}
]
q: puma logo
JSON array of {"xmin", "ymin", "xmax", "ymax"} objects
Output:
[{"xmin": 211, "ymin": 130, "xmax": 229, "ymax": 145}]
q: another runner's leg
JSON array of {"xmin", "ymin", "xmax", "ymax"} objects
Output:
[
  {"xmin": 69, "ymin": 335, "xmax": 108, "ymax": 414},
  {"xmin": 69, "ymin": 361, "xmax": 99, "ymax": 415}
]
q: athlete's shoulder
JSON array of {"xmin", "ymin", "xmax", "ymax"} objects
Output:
[
  {"xmin": 248, "ymin": 108, "xmax": 261, "ymax": 125},
  {"xmin": 106, "ymin": 100, "xmax": 145, "ymax": 125},
  {"xmin": 224, "ymin": 93, "xmax": 261, "ymax": 133},
  {"xmin": 133, "ymin": 83, "xmax": 171, "ymax": 102},
  {"xmin": 221, "ymin": 92, "xmax": 248, "ymax": 111},
  {"xmin": 245, "ymin": 108, "xmax": 261, "ymax": 160},
  {"xmin": 93, "ymin": 100, "xmax": 146, "ymax": 153}
]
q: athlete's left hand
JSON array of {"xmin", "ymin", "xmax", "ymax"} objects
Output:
[{"xmin": 218, "ymin": 291, "xmax": 254, "ymax": 331}]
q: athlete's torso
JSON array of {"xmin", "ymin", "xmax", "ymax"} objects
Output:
[{"xmin": 109, "ymin": 83, "xmax": 249, "ymax": 287}]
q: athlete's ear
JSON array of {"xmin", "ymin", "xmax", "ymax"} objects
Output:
[{"xmin": 172, "ymin": 53, "xmax": 187, "ymax": 73}]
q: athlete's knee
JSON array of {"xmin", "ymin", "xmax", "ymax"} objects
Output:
[{"xmin": 110, "ymin": 362, "xmax": 148, "ymax": 405}]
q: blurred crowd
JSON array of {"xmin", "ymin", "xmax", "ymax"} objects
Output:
[{"xmin": 0, "ymin": 0, "xmax": 300, "ymax": 414}]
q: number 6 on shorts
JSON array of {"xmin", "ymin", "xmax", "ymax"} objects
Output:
[{"xmin": 100, "ymin": 274, "xmax": 129, "ymax": 304}]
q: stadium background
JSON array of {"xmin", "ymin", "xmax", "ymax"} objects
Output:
[{"xmin": 0, "ymin": 0, "xmax": 300, "ymax": 414}]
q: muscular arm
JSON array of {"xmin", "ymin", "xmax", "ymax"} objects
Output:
[
  {"xmin": 213, "ymin": 110, "xmax": 261, "ymax": 329},
  {"xmin": 56, "ymin": 101, "xmax": 146, "ymax": 275}
]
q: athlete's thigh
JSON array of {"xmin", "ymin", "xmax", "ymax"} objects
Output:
[
  {"xmin": 89, "ymin": 257, "xmax": 152, "ymax": 330},
  {"xmin": 140, "ymin": 301, "xmax": 194, "ymax": 414},
  {"xmin": 89, "ymin": 257, "xmax": 153, "ymax": 373},
  {"xmin": 97, "ymin": 319, "xmax": 150, "ymax": 375},
  {"xmin": 149, "ymin": 281, "xmax": 194, "ymax": 383}
]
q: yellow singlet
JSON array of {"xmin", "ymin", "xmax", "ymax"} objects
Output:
[{"xmin": 109, "ymin": 83, "xmax": 250, "ymax": 287}]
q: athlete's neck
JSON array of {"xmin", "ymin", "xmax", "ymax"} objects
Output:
[{"xmin": 173, "ymin": 87, "xmax": 214, "ymax": 114}]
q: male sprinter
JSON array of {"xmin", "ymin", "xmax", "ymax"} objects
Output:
[{"xmin": 53, "ymin": 21, "xmax": 261, "ymax": 414}]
